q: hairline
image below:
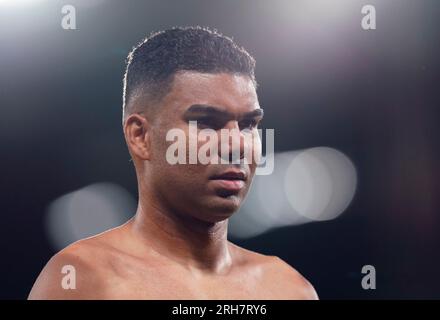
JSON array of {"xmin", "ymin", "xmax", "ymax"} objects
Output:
[{"xmin": 122, "ymin": 70, "xmax": 257, "ymax": 125}]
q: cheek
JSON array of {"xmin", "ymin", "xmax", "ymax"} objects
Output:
[
  {"xmin": 244, "ymin": 130, "xmax": 262, "ymax": 169},
  {"xmin": 151, "ymin": 123, "xmax": 188, "ymax": 165},
  {"xmin": 150, "ymin": 127, "xmax": 169, "ymax": 162},
  {"xmin": 151, "ymin": 125, "xmax": 209, "ymax": 179}
]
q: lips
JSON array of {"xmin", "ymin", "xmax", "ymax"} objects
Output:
[
  {"xmin": 209, "ymin": 170, "xmax": 247, "ymax": 194},
  {"xmin": 210, "ymin": 171, "xmax": 246, "ymax": 181}
]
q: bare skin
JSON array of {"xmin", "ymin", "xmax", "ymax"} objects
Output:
[{"xmin": 29, "ymin": 72, "xmax": 318, "ymax": 300}]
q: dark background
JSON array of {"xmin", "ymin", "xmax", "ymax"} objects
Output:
[{"xmin": 1, "ymin": 0, "xmax": 439, "ymax": 299}]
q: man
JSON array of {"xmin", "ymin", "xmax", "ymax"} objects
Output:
[{"xmin": 29, "ymin": 26, "xmax": 318, "ymax": 299}]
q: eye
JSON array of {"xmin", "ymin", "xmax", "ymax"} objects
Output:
[
  {"xmin": 195, "ymin": 117, "xmax": 224, "ymax": 130},
  {"xmin": 239, "ymin": 118, "xmax": 258, "ymax": 130}
]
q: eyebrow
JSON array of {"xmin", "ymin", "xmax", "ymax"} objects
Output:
[{"xmin": 183, "ymin": 104, "xmax": 264, "ymax": 120}]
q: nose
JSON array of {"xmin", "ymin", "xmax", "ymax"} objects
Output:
[{"xmin": 218, "ymin": 120, "xmax": 245, "ymax": 163}]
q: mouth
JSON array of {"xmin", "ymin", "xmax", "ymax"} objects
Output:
[{"xmin": 209, "ymin": 170, "xmax": 247, "ymax": 195}]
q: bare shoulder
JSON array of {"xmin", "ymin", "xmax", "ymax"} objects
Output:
[
  {"xmin": 265, "ymin": 255, "xmax": 318, "ymax": 300},
  {"xmin": 229, "ymin": 242, "xmax": 319, "ymax": 300},
  {"xmin": 28, "ymin": 230, "xmax": 119, "ymax": 300}
]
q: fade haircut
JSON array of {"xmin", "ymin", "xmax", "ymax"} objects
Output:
[{"xmin": 122, "ymin": 26, "xmax": 256, "ymax": 123}]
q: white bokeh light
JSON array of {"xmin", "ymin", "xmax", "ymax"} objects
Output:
[
  {"xmin": 0, "ymin": 0, "xmax": 47, "ymax": 6},
  {"xmin": 285, "ymin": 147, "xmax": 357, "ymax": 221},
  {"xmin": 229, "ymin": 147, "xmax": 357, "ymax": 239},
  {"xmin": 45, "ymin": 182, "xmax": 136, "ymax": 250}
]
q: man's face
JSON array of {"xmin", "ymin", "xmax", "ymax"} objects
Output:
[{"xmin": 147, "ymin": 71, "xmax": 263, "ymax": 223}]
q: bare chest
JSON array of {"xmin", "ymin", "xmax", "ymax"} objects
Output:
[{"xmin": 98, "ymin": 261, "xmax": 286, "ymax": 299}]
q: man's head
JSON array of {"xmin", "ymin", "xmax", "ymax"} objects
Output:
[{"xmin": 123, "ymin": 26, "xmax": 263, "ymax": 223}]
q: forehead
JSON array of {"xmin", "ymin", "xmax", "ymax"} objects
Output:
[{"xmin": 161, "ymin": 71, "xmax": 259, "ymax": 115}]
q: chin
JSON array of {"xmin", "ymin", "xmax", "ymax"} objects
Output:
[{"xmin": 203, "ymin": 195, "xmax": 242, "ymax": 221}]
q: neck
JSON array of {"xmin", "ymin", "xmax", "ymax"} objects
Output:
[{"xmin": 129, "ymin": 192, "xmax": 233, "ymax": 275}]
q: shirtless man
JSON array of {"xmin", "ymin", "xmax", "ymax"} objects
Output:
[{"xmin": 29, "ymin": 27, "xmax": 318, "ymax": 300}]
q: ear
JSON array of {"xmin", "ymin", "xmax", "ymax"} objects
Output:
[{"xmin": 124, "ymin": 114, "xmax": 151, "ymax": 160}]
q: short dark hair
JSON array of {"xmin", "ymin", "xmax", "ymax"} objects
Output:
[{"xmin": 122, "ymin": 26, "xmax": 256, "ymax": 122}]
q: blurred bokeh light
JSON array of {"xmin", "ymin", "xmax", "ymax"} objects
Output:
[
  {"xmin": 229, "ymin": 147, "xmax": 357, "ymax": 238},
  {"xmin": 45, "ymin": 183, "xmax": 136, "ymax": 250}
]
